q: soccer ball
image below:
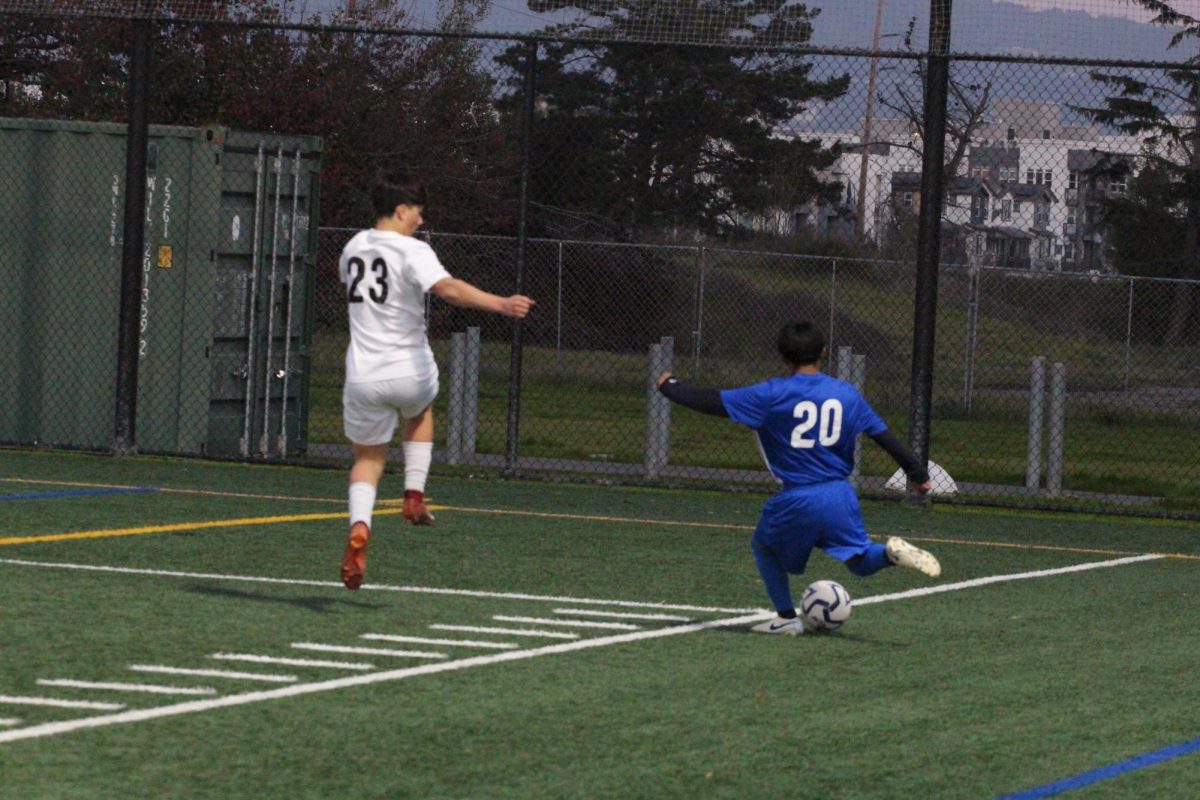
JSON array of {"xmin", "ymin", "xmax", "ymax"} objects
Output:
[{"xmin": 801, "ymin": 580, "xmax": 852, "ymax": 631}]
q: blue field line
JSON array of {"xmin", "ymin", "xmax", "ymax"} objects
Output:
[
  {"xmin": 997, "ymin": 735, "xmax": 1200, "ymax": 799},
  {"xmin": 0, "ymin": 486, "xmax": 158, "ymax": 502}
]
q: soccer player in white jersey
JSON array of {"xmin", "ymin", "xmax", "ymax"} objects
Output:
[
  {"xmin": 338, "ymin": 171, "xmax": 534, "ymax": 590},
  {"xmin": 657, "ymin": 321, "xmax": 941, "ymax": 635}
]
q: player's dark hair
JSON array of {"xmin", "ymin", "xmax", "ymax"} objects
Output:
[
  {"xmin": 777, "ymin": 321, "xmax": 825, "ymax": 366},
  {"xmin": 371, "ymin": 170, "xmax": 428, "ymax": 218}
]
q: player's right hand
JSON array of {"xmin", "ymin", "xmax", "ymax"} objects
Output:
[{"xmin": 502, "ymin": 295, "xmax": 536, "ymax": 318}]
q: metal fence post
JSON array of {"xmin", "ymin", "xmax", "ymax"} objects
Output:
[
  {"xmin": 112, "ymin": 11, "xmax": 153, "ymax": 455},
  {"xmin": 503, "ymin": 39, "xmax": 537, "ymax": 477},
  {"xmin": 693, "ymin": 247, "xmax": 706, "ymax": 379},
  {"xmin": 1124, "ymin": 278, "xmax": 1135, "ymax": 395},
  {"xmin": 464, "ymin": 326, "xmax": 481, "ymax": 458},
  {"xmin": 446, "ymin": 331, "xmax": 466, "ymax": 466},
  {"xmin": 828, "ymin": 259, "xmax": 838, "ymax": 355},
  {"xmin": 259, "ymin": 146, "xmax": 283, "ymax": 458},
  {"xmin": 556, "ymin": 240, "xmax": 564, "ymax": 355},
  {"xmin": 645, "ymin": 337, "xmax": 673, "ymax": 478},
  {"xmin": 240, "ymin": 143, "xmax": 266, "ymax": 457},
  {"xmin": 907, "ymin": 0, "xmax": 954, "ymax": 502},
  {"xmin": 1026, "ymin": 356, "xmax": 1046, "ymax": 492},
  {"xmin": 278, "ymin": 149, "xmax": 302, "ymax": 458},
  {"xmin": 1046, "ymin": 361, "xmax": 1067, "ymax": 497},
  {"xmin": 851, "ymin": 353, "xmax": 866, "ymax": 489},
  {"xmin": 963, "ymin": 266, "xmax": 980, "ymax": 414}
]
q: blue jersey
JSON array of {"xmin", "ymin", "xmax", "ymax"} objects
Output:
[{"xmin": 720, "ymin": 373, "xmax": 887, "ymax": 487}]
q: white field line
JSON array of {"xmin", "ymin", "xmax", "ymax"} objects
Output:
[
  {"xmin": 0, "ymin": 559, "xmax": 761, "ymax": 615},
  {"xmin": 492, "ymin": 616, "xmax": 641, "ymax": 630},
  {"xmin": 360, "ymin": 635, "xmax": 518, "ymax": 651},
  {"xmin": 854, "ymin": 554, "xmax": 1166, "ymax": 606},
  {"xmin": 429, "ymin": 625, "xmax": 579, "ymax": 640},
  {"xmin": 552, "ymin": 608, "xmax": 694, "ymax": 622},
  {"xmin": 0, "ymin": 696, "xmax": 124, "ymax": 711},
  {"xmin": 37, "ymin": 680, "xmax": 217, "ymax": 697},
  {"xmin": 211, "ymin": 653, "xmax": 376, "ymax": 671},
  {"xmin": 290, "ymin": 643, "xmax": 447, "ymax": 660},
  {"xmin": 0, "ymin": 719, "xmax": 21, "ymax": 726},
  {"xmin": 0, "ymin": 612, "xmax": 769, "ymax": 744},
  {"xmin": 0, "ymin": 554, "xmax": 1168, "ymax": 745},
  {"xmin": 128, "ymin": 666, "xmax": 299, "ymax": 684}
]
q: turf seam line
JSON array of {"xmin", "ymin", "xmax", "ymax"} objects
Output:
[
  {"xmin": 36, "ymin": 680, "xmax": 218, "ymax": 696},
  {"xmin": 492, "ymin": 615, "xmax": 642, "ymax": 630},
  {"xmin": 0, "ymin": 695, "xmax": 125, "ymax": 711},
  {"xmin": 128, "ymin": 666, "xmax": 299, "ymax": 684},
  {"xmin": 290, "ymin": 643, "xmax": 448, "ymax": 660}
]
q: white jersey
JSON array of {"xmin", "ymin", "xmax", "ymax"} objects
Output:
[{"xmin": 338, "ymin": 229, "xmax": 451, "ymax": 383}]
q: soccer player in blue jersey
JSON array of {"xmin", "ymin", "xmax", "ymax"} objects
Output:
[{"xmin": 656, "ymin": 320, "xmax": 941, "ymax": 635}]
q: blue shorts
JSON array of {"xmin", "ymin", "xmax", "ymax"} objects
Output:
[{"xmin": 751, "ymin": 480, "xmax": 872, "ymax": 574}]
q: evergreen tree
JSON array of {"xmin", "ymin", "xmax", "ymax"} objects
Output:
[{"xmin": 499, "ymin": 0, "xmax": 850, "ymax": 240}]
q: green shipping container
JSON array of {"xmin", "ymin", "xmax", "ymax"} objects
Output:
[{"xmin": 0, "ymin": 117, "xmax": 321, "ymax": 458}]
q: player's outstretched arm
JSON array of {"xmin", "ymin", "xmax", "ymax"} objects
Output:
[
  {"xmin": 655, "ymin": 372, "xmax": 729, "ymax": 418},
  {"xmin": 868, "ymin": 430, "xmax": 931, "ymax": 493},
  {"xmin": 430, "ymin": 278, "xmax": 535, "ymax": 319}
]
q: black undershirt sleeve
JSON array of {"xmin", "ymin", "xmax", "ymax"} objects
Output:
[
  {"xmin": 657, "ymin": 378, "xmax": 729, "ymax": 418},
  {"xmin": 869, "ymin": 429, "xmax": 930, "ymax": 483}
]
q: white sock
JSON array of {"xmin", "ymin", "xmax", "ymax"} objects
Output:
[
  {"xmin": 348, "ymin": 482, "xmax": 376, "ymax": 529},
  {"xmin": 403, "ymin": 441, "xmax": 433, "ymax": 494}
]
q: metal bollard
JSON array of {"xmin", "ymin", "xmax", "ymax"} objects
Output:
[
  {"xmin": 1046, "ymin": 362, "xmax": 1067, "ymax": 496},
  {"xmin": 1026, "ymin": 356, "xmax": 1046, "ymax": 492},
  {"xmin": 446, "ymin": 332, "xmax": 466, "ymax": 466},
  {"xmin": 463, "ymin": 327, "xmax": 480, "ymax": 458},
  {"xmin": 645, "ymin": 337, "xmax": 674, "ymax": 478}
]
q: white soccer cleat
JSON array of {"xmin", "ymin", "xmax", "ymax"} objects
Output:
[
  {"xmin": 886, "ymin": 537, "xmax": 941, "ymax": 578},
  {"xmin": 751, "ymin": 616, "xmax": 805, "ymax": 636}
]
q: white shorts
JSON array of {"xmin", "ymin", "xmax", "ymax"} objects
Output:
[{"xmin": 342, "ymin": 366, "xmax": 440, "ymax": 446}]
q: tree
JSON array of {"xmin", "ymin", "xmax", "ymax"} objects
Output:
[
  {"xmin": 498, "ymin": 0, "xmax": 850, "ymax": 240},
  {"xmin": 877, "ymin": 18, "xmax": 995, "ymax": 242},
  {"xmin": 0, "ymin": 0, "xmax": 514, "ymax": 230},
  {"xmin": 1075, "ymin": 0, "xmax": 1200, "ymax": 345}
]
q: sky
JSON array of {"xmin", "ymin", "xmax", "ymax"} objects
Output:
[{"xmin": 1003, "ymin": 0, "xmax": 1200, "ymax": 22}]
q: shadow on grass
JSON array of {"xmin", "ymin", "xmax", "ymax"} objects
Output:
[{"xmin": 185, "ymin": 583, "xmax": 387, "ymax": 613}]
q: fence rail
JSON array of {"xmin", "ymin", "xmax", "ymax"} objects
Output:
[{"xmin": 1, "ymin": 2, "xmax": 1198, "ymax": 518}]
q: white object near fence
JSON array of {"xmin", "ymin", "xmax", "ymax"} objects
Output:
[{"xmin": 886, "ymin": 461, "xmax": 959, "ymax": 495}]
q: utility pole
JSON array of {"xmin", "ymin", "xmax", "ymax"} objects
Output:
[{"xmin": 856, "ymin": 0, "xmax": 887, "ymax": 239}]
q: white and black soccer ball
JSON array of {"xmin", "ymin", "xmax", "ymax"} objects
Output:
[{"xmin": 800, "ymin": 580, "xmax": 852, "ymax": 631}]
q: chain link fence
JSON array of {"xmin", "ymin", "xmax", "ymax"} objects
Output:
[
  {"xmin": 305, "ymin": 230, "xmax": 1199, "ymax": 515},
  {"xmin": 0, "ymin": 3, "xmax": 1197, "ymax": 517}
]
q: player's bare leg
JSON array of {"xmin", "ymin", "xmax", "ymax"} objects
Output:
[{"xmin": 401, "ymin": 406, "xmax": 435, "ymax": 525}]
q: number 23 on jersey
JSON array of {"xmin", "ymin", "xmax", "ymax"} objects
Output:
[{"xmin": 347, "ymin": 256, "xmax": 389, "ymax": 303}]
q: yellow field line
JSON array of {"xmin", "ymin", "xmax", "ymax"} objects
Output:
[
  {"xmin": 3, "ymin": 478, "xmax": 1196, "ymax": 561},
  {"xmin": 0, "ymin": 477, "xmax": 345, "ymax": 505},
  {"xmin": 0, "ymin": 508, "xmax": 436, "ymax": 547}
]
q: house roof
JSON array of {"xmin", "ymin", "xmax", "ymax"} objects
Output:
[
  {"xmin": 947, "ymin": 176, "xmax": 1001, "ymax": 197},
  {"xmin": 1005, "ymin": 183, "xmax": 1058, "ymax": 203}
]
